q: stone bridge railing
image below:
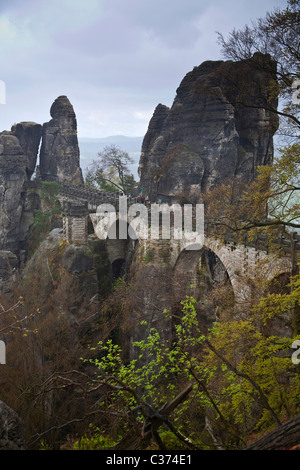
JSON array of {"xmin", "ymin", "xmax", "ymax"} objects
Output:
[
  {"xmin": 58, "ymin": 182, "xmax": 138, "ymax": 209},
  {"xmin": 25, "ymin": 180, "xmax": 138, "ymax": 209},
  {"xmin": 207, "ymin": 225, "xmax": 300, "ymax": 258}
]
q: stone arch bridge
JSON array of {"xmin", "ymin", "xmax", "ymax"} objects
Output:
[{"xmin": 58, "ymin": 182, "xmax": 300, "ymax": 308}]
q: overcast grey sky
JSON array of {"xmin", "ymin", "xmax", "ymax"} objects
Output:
[{"xmin": 0, "ymin": 0, "xmax": 288, "ymax": 138}]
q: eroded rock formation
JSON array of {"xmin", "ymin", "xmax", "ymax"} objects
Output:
[
  {"xmin": 0, "ymin": 123, "xmax": 42, "ymax": 276},
  {"xmin": 39, "ymin": 95, "xmax": 84, "ymax": 185},
  {"xmin": 11, "ymin": 122, "xmax": 42, "ymax": 180},
  {"xmin": 138, "ymin": 53, "xmax": 279, "ymax": 202},
  {"xmin": 0, "ymin": 96, "xmax": 84, "ymax": 287},
  {"xmin": 0, "ymin": 401, "xmax": 24, "ymax": 450}
]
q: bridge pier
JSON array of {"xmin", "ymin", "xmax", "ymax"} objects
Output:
[{"xmin": 62, "ymin": 201, "xmax": 89, "ymax": 245}]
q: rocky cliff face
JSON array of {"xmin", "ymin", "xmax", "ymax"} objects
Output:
[
  {"xmin": 138, "ymin": 53, "xmax": 279, "ymax": 203},
  {"xmin": 0, "ymin": 96, "xmax": 84, "ymax": 289},
  {"xmin": 11, "ymin": 122, "xmax": 42, "ymax": 180},
  {"xmin": 0, "ymin": 123, "xmax": 42, "ymax": 262},
  {"xmin": 39, "ymin": 95, "xmax": 84, "ymax": 185},
  {"xmin": 0, "ymin": 400, "xmax": 24, "ymax": 450}
]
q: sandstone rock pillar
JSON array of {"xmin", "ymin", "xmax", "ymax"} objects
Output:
[{"xmin": 39, "ymin": 95, "xmax": 84, "ymax": 185}]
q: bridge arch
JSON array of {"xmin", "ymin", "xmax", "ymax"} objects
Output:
[
  {"xmin": 174, "ymin": 242, "xmax": 232, "ymax": 288},
  {"xmin": 172, "ymin": 245, "xmax": 234, "ymax": 324},
  {"xmin": 172, "ymin": 237, "xmax": 293, "ymax": 316},
  {"xmin": 103, "ymin": 218, "xmax": 138, "ymax": 283}
]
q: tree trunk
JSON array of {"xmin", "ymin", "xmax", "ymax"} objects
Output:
[
  {"xmin": 245, "ymin": 414, "xmax": 300, "ymax": 450},
  {"xmin": 111, "ymin": 384, "xmax": 193, "ymax": 450}
]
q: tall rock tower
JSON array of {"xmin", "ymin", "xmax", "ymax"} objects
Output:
[
  {"xmin": 0, "ymin": 123, "xmax": 42, "ymax": 290},
  {"xmin": 0, "ymin": 96, "xmax": 86, "ymax": 290},
  {"xmin": 0, "ymin": 123, "xmax": 42, "ymax": 254},
  {"xmin": 39, "ymin": 95, "xmax": 84, "ymax": 185},
  {"xmin": 138, "ymin": 53, "xmax": 279, "ymax": 203}
]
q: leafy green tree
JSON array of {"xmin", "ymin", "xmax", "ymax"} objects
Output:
[
  {"xmin": 205, "ymin": 1, "xmax": 300, "ymax": 266},
  {"xmin": 83, "ymin": 285, "xmax": 300, "ymax": 450},
  {"xmin": 85, "ymin": 145, "xmax": 136, "ymax": 195},
  {"xmin": 212, "ymin": 1, "xmax": 299, "ymax": 230},
  {"xmin": 204, "ymin": 143, "xmax": 300, "ymax": 243}
]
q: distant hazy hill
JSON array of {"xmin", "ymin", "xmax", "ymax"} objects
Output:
[{"xmin": 78, "ymin": 135, "xmax": 143, "ymax": 179}]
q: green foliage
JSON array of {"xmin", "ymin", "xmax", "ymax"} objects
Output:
[
  {"xmin": 73, "ymin": 426, "xmax": 118, "ymax": 450},
  {"xmin": 143, "ymin": 248, "xmax": 155, "ymax": 264},
  {"xmin": 85, "ymin": 144, "xmax": 136, "ymax": 195},
  {"xmin": 254, "ymin": 271, "xmax": 300, "ymax": 324},
  {"xmin": 206, "ymin": 319, "xmax": 300, "ymax": 432},
  {"xmin": 210, "ymin": 2, "xmax": 300, "ymax": 243},
  {"xmin": 204, "ymin": 143, "xmax": 300, "ymax": 249},
  {"xmin": 40, "ymin": 181, "xmax": 61, "ymax": 207},
  {"xmin": 85, "ymin": 170, "xmax": 116, "ymax": 193},
  {"xmin": 31, "ymin": 181, "xmax": 62, "ymax": 250},
  {"xmin": 248, "ymin": 143, "xmax": 300, "ymax": 231},
  {"xmin": 84, "ymin": 279, "xmax": 300, "ymax": 448},
  {"xmin": 39, "ymin": 439, "xmax": 52, "ymax": 450}
]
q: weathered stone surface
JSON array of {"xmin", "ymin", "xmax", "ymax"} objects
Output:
[
  {"xmin": 20, "ymin": 229, "xmax": 111, "ymax": 316},
  {"xmin": 0, "ymin": 125, "xmax": 41, "ymax": 260},
  {"xmin": 0, "ymin": 96, "xmax": 85, "ymax": 286},
  {"xmin": 39, "ymin": 95, "xmax": 84, "ymax": 185},
  {"xmin": 138, "ymin": 53, "xmax": 279, "ymax": 203},
  {"xmin": 0, "ymin": 251, "xmax": 18, "ymax": 277},
  {"xmin": 0, "ymin": 251, "xmax": 18, "ymax": 292},
  {"xmin": 0, "ymin": 401, "xmax": 24, "ymax": 450},
  {"xmin": 11, "ymin": 122, "xmax": 42, "ymax": 179},
  {"xmin": 62, "ymin": 244, "xmax": 94, "ymax": 274},
  {"xmin": 0, "ymin": 132, "xmax": 29, "ymax": 255}
]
